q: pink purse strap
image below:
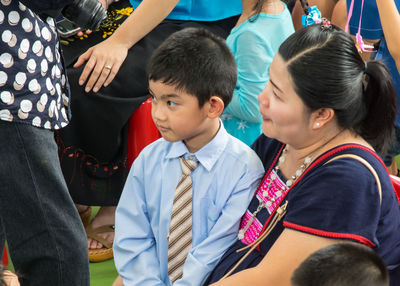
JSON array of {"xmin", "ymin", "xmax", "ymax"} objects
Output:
[
  {"xmin": 345, "ymin": 0, "xmax": 355, "ymax": 33},
  {"xmin": 345, "ymin": 0, "xmax": 364, "ymax": 34},
  {"xmin": 344, "ymin": 0, "xmax": 375, "ymax": 52}
]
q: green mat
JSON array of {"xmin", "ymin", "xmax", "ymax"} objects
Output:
[{"xmin": 90, "ymin": 259, "xmax": 118, "ymax": 286}]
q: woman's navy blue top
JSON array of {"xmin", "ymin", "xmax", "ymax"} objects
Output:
[{"xmin": 206, "ymin": 135, "xmax": 400, "ymax": 285}]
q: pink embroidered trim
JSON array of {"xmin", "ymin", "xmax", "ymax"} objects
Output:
[
  {"xmin": 239, "ymin": 210, "xmax": 263, "ymax": 245},
  {"xmin": 257, "ymin": 169, "xmax": 287, "ymax": 213},
  {"xmin": 240, "ymin": 169, "xmax": 289, "ymax": 245}
]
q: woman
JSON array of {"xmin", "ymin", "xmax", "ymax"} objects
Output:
[
  {"xmin": 205, "ymin": 23, "xmax": 400, "ymax": 285},
  {"xmin": 57, "ymin": 0, "xmax": 242, "ymax": 262}
]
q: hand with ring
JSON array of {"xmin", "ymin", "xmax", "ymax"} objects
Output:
[{"xmin": 73, "ymin": 36, "xmax": 129, "ymax": 93}]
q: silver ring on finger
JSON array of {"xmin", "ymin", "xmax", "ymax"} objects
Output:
[{"xmin": 104, "ymin": 64, "xmax": 112, "ymax": 71}]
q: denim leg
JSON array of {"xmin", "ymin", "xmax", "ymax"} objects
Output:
[{"xmin": 0, "ymin": 121, "xmax": 89, "ymax": 286}]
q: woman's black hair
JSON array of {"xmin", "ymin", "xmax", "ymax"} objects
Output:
[{"xmin": 278, "ymin": 24, "xmax": 396, "ymax": 154}]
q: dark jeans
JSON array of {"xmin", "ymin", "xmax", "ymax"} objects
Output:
[{"xmin": 0, "ymin": 121, "xmax": 89, "ymax": 286}]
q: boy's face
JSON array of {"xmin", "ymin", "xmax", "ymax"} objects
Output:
[{"xmin": 149, "ymin": 80, "xmax": 218, "ymax": 152}]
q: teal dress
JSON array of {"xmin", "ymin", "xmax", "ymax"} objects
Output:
[
  {"xmin": 222, "ymin": 4, "xmax": 294, "ymax": 145},
  {"xmin": 129, "ymin": 0, "xmax": 242, "ymax": 21}
]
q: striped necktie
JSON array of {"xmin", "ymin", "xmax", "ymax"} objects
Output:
[{"xmin": 167, "ymin": 156, "xmax": 199, "ymax": 282}]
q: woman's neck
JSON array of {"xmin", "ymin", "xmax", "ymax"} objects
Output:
[
  {"xmin": 241, "ymin": 0, "xmax": 258, "ymax": 16},
  {"xmin": 286, "ymin": 129, "xmax": 372, "ymax": 167}
]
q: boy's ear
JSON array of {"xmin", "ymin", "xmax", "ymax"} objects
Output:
[{"xmin": 207, "ymin": 96, "xmax": 225, "ymax": 118}]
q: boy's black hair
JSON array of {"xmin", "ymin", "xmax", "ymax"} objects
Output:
[
  {"xmin": 291, "ymin": 242, "xmax": 389, "ymax": 286},
  {"xmin": 147, "ymin": 27, "xmax": 237, "ymax": 108}
]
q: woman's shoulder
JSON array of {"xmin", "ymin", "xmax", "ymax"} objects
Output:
[
  {"xmin": 294, "ymin": 144, "xmax": 395, "ymax": 206},
  {"xmin": 316, "ymin": 145, "xmax": 390, "ymax": 182},
  {"xmin": 284, "ymin": 144, "xmax": 400, "ymax": 261}
]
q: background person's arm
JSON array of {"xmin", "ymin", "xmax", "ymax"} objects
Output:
[
  {"xmin": 224, "ymin": 31, "xmax": 270, "ymax": 123},
  {"xmin": 74, "ymin": 0, "xmax": 180, "ymax": 93},
  {"xmin": 376, "ymin": 0, "xmax": 400, "ymax": 71}
]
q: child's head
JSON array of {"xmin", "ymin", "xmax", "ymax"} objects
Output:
[
  {"xmin": 147, "ymin": 28, "xmax": 237, "ymax": 151},
  {"xmin": 291, "ymin": 242, "xmax": 389, "ymax": 286},
  {"xmin": 147, "ymin": 27, "xmax": 236, "ymax": 108}
]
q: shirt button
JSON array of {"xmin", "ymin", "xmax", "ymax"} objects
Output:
[{"xmin": 188, "ymin": 155, "xmax": 194, "ymax": 160}]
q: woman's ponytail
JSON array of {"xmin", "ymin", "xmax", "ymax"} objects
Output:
[{"xmin": 358, "ymin": 60, "xmax": 396, "ymax": 155}]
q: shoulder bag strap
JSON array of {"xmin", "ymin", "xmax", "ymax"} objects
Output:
[{"xmin": 324, "ymin": 153, "xmax": 382, "ymax": 204}]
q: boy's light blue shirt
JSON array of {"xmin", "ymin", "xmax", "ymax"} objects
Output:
[
  {"xmin": 114, "ymin": 123, "xmax": 264, "ymax": 285},
  {"xmin": 129, "ymin": 0, "xmax": 242, "ymax": 21}
]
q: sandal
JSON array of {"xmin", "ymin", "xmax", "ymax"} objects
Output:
[
  {"xmin": 86, "ymin": 224, "xmax": 115, "ymax": 262},
  {"xmin": 79, "ymin": 206, "xmax": 92, "ymax": 228}
]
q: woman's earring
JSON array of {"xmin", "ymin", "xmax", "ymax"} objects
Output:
[{"xmin": 315, "ymin": 122, "xmax": 320, "ymax": 127}]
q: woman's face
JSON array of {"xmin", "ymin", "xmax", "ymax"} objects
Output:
[{"xmin": 258, "ymin": 54, "xmax": 312, "ymax": 146}]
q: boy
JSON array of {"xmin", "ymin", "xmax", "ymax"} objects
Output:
[
  {"xmin": 291, "ymin": 242, "xmax": 390, "ymax": 286},
  {"xmin": 113, "ymin": 28, "xmax": 265, "ymax": 286}
]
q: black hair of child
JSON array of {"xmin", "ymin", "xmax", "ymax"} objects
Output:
[
  {"xmin": 147, "ymin": 27, "xmax": 237, "ymax": 108},
  {"xmin": 291, "ymin": 242, "xmax": 389, "ymax": 286}
]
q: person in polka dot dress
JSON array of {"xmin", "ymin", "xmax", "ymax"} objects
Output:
[{"xmin": 0, "ymin": 1, "xmax": 89, "ymax": 285}]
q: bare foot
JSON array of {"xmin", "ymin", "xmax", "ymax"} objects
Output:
[{"xmin": 88, "ymin": 206, "xmax": 116, "ymax": 249}]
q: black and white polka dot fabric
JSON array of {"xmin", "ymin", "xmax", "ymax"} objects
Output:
[{"xmin": 0, "ymin": 0, "xmax": 70, "ymax": 130}]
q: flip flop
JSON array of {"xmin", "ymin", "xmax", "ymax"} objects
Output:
[
  {"xmin": 79, "ymin": 206, "xmax": 92, "ymax": 228},
  {"xmin": 86, "ymin": 224, "xmax": 114, "ymax": 262}
]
